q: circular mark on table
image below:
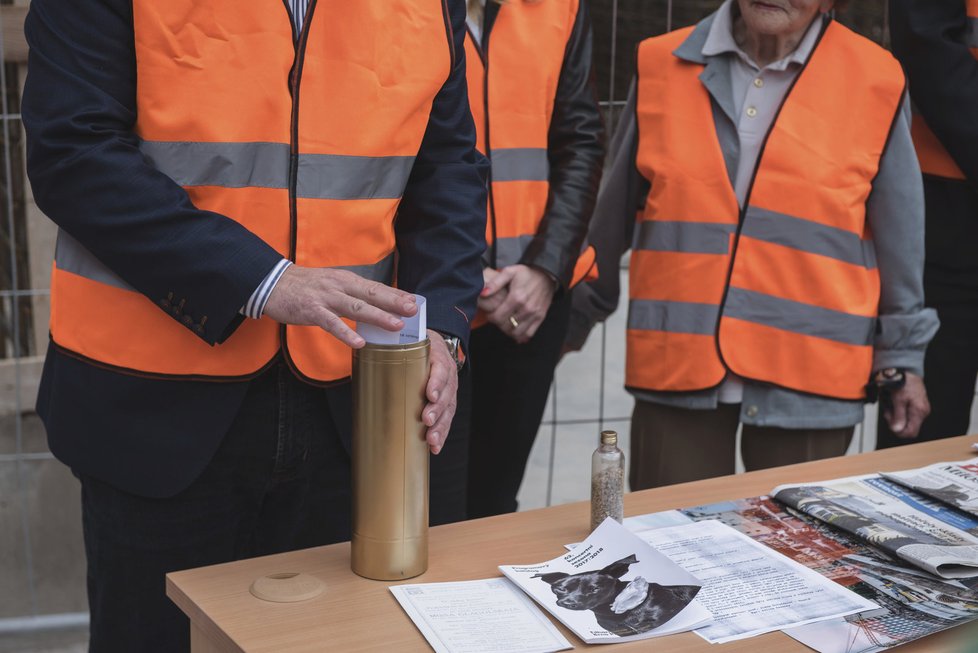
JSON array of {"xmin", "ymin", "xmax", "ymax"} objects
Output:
[{"xmin": 249, "ymin": 572, "xmax": 325, "ymax": 603}]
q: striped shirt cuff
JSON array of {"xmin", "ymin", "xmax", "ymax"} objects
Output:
[{"xmin": 241, "ymin": 258, "xmax": 292, "ymax": 319}]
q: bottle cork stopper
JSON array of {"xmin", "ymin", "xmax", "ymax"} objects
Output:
[
  {"xmin": 600, "ymin": 430, "xmax": 618, "ymax": 445},
  {"xmin": 249, "ymin": 573, "xmax": 325, "ymax": 603}
]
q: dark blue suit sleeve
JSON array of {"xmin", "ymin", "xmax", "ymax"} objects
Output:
[
  {"xmin": 890, "ymin": 0, "xmax": 978, "ymax": 189},
  {"xmin": 394, "ymin": 0, "xmax": 489, "ymax": 350},
  {"xmin": 22, "ymin": 0, "xmax": 283, "ymax": 345}
]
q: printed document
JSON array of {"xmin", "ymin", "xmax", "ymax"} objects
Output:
[
  {"xmin": 636, "ymin": 520, "xmax": 879, "ymax": 643},
  {"xmin": 390, "ymin": 578, "xmax": 572, "ymax": 653}
]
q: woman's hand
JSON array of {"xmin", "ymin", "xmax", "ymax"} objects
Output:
[{"xmin": 483, "ymin": 264, "xmax": 556, "ymax": 344}]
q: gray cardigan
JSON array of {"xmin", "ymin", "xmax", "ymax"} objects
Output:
[{"xmin": 567, "ymin": 13, "xmax": 940, "ymax": 429}]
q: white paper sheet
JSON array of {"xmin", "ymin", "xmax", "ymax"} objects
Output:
[
  {"xmin": 390, "ymin": 578, "xmax": 572, "ymax": 653},
  {"xmin": 357, "ymin": 293, "xmax": 427, "ymax": 344},
  {"xmin": 636, "ymin": 520, "xmax": 879, "ymax": 644}
]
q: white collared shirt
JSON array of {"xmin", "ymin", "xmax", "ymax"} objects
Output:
[
  {"xmin": 467, "ymin": 0, "xmax": 488, "ymax": 45},
  {"xmin": 702, "ymin": 0, "xmax": 823, "ymax": 204}
]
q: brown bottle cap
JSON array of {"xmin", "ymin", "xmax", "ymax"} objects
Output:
[{"xmin": 600, "ymin": 430, "xmax": 618, "ymax": 445}]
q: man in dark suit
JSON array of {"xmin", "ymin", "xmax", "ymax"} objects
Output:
[
  {"xmin": 879, "ymin": 0, "xmax": 978, "ymax": 447},
  {"xmin": 22, "ymin": 1, "xmax": 487, "ymax": 651}
]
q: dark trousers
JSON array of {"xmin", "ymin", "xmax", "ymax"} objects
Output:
[
  {"xmin": 629, "ymin": 401, "xmax": 854, "ymax": 490},
  {"xmin": 79, "ymin": 363, "xmax": 354, "ymax": 653},
  {"xmin": 877, "ymin": 304, "xmax": 978, "ymax": 448},
  {"xmin": 463, "ymin": 294, "xmax": 571, "ymax": 518}
]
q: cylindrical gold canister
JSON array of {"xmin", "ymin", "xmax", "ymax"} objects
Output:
[{"xmin": 351, "ymin": 339, "xmax": 430, "ymax": 580}]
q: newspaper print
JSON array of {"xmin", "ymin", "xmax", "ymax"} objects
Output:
[
  {"xmin": 883, "ymin": 458, "xmax": 978, "ymax": 518},
  {"xmin": 675, "ymin": 496, "xmax": 978, "ymax": 653},
  {"xmin": 772, "ymin": 474, "xmax": 978, "ymax": 579}
]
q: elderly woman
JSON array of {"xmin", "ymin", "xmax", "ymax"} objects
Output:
[{"xmin": 567, "ymin": 0, "xmax": 939, "ymax": 489}]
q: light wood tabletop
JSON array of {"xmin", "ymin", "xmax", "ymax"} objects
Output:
[{"xmin": 167, "ymin": 435, "xmax": 978, "ymax": 652}]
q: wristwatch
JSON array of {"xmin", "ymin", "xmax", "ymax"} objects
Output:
[
  {"xmin": 438, "ymin": 334, "xmax": 466, "ymax": 373},
  {"xmin": 865, "ymin": 367, "xmax": 906, "ymax": 403}
]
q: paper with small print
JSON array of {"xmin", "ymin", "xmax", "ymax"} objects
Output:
[
  {"xmin": 636, "ymin": 520, "xmax": 879, "ymax": 643},
  {"xmin": 390, "ymin": 578, "xmax": 571, "ymax": 653}
]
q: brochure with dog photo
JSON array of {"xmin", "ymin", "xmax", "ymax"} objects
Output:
[{"xmin": 499, "ymin": 518, "xmax": 711, "ymax": 644}]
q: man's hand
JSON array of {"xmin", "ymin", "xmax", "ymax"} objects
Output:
[
  {"xmin": 883, "ymin": 372, "xmax": 930, "ymax": 439},
  {"xmin": 263, "ymin": 265, "xmax": 418, "ymax": 347},
  {"xmin": 483, "ymin": 264, "xmax": 555, "ymax": 344},
  {"xmin": 423, "ymin": 330, "xmax": 459, "ymax": 455}
]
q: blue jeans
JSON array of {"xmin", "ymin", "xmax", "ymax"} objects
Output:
[{"xmin": 79, "ymin": 362, "xmax": 353, "ymax": 652}]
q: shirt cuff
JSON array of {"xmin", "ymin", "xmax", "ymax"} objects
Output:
[{"xmin": 240, "ymin": 259, "xmax": 291, "ymax": 319}]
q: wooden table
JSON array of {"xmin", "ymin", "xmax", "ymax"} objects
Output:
[{"xmin": 168, "ymin": 435, "xmax": 978, "ymax": 652}]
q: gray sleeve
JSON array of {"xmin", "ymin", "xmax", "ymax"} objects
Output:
[
  {"xmin": 565, "ymin": 81, "xmax": 643, "ymax": 351},
  {"xmin": 868, "ymin": 93, "xmax": 939, "ymax": 375}
]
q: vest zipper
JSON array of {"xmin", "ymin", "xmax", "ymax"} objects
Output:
[
  {"xmin": 474, "ymin": 13, "xmax": 499, "ymax": 269},
  {"xmin": 280, "ymin": 0, "xmax": 328, "ymax": 385},
  {"xmin": 711, "ymin": 18, "xmax": 830, "ymax": 376}
]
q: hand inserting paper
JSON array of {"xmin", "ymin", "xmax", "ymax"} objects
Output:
[
  {"xmin": 354, "ymin": 295, "xmax": 458, "ymax": 456},
  {"xmin": 263, "ymin": 265, "xmax": 418, "ymax": 348}
]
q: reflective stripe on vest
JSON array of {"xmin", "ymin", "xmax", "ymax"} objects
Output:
[
  {"xmin": 911, "ymin": 0, "xmax": 977, "ymax": 180},
  {"xmin": 630, "ymin": 20, "xmax": 904, "ymax": 400},
  {"xmin": 138, "ymin": 141, "xmax": 416, "ymax": 200},
  {"xmin": 49, "ymin": 0, "xmax": 451, "ymax": 381},
  {"xmin": 633, "ymin": 210, "xmax": 877, "ymax": 268}
]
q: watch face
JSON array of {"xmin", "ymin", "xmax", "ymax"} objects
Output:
[{"xmin": 442, "ymin": 337, "xmax": 464, "ymax": 371}]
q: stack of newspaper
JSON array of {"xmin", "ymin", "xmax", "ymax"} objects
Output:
[
  {"xmin": 772, "ymin": 459, "xmax": 978, "ymax": 580},
  {"xmin": 762, "ymin": 456, "xmax": 978, "ymax": 652}
]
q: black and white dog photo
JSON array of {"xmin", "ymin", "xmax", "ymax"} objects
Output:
[{"xmin": 533, "ymin": 555, "xmax": 700, "ymax": 637}]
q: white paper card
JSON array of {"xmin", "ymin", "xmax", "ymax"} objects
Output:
[
  {"xmin": 357, "ymin": 294, "xmax": 426, "ymax": 344},
  {"xmin": 390, "ymin": 578, "xmax": 572, "ymax": 653}
]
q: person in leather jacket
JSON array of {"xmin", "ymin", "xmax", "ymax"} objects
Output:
[{"xmin": 434, "ymin": 0, "xmax": 605, "ymax": 520}]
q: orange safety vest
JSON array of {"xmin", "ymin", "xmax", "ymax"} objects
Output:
[
  {"xmin": 910, "ymin": 0, "xmax": 978, "ymax": 181},
  {"xmin": 464, "ymin": 0, "xmax": 596, "ymax": 324},
  {"xmin": 629, "ymin": 20, "xmax": 905, "ymax": 400},
  {"xmin": 49, "ymin": 0, "xmax": 452, "ymax": 383}
]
